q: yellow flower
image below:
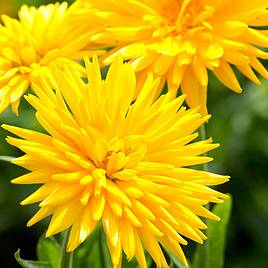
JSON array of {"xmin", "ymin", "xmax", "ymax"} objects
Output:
[
  {"xmin": 3, "ymin": 57, "xmax": 229, "ymax": 268},
  {"xmin": 0, "ymin": 2, "xmax": 101, "ymax": 114},
  {"xmin": 74, "ymin": 0, "xmax": 268, "ymax": 114}
]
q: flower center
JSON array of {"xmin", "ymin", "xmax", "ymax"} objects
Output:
[
  {"xmin": 161, "ymin": 0, "xmax": 214, "ymax": 34},
  {"xmin": 162, "ymin": 0, "xmax": 182, "ymax": 25},
  {"xmin": 4, "ymin": 34, "xmax": 44, "ymax": 69},
  {"xmin": 92, "ymin": 136, "xmax": 147, "ymax": 180},
  {"xmin": 82, "ymin": 136, "xmax": 146, "ymax": 196}
]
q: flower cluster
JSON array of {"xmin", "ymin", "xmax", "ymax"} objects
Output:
[{"xmin": 1, "ymin": 1, "xmax": 267, "ymax": 268}]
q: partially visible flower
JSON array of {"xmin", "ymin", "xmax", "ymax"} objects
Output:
[
  {"xmin": 73, "ymin": 0, "xmax": 268, "ymax": 114},
  {"xmin": 3, "ymin": 57, "xmax": 229, "ymax": 268},
  {"xmin": 0, "ymin": 2, "xmax": 102, "ymax": 114}
]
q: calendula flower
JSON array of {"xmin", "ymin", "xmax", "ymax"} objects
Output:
[
  {"xmin": 0, "ymin": 2, "xmax": 102, "ymax": 114},
  {"xmin": 73, "ymin": 0, "xmax": 268, "ymax": 114},
  {"xmin": 3, "ymin": 57, "xmax": 229, "ymax": 268}
]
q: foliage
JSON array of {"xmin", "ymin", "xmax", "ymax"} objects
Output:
[{"xmin": 192, "ymin": 196, "xmax": 232, "ymax": 268}]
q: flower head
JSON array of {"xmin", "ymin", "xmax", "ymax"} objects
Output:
[
  {"xmin": 74, "ymin": 0, "xmax": 268, "ymax": 114},
  {"xmin": 3, "ymin": 57, "xmax": 229, "ymax": 268},
  {"xmin": 0, "ymin": 2, "xmax": 101, "ymax": 114}
]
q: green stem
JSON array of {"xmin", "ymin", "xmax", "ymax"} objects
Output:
[
  {"xmin": 99, "ymin": 228, "xmax": 106, "ymax": 268},
  {"xmin": 200, "ymin": 125, "xmax": 209, "ymax": 172},
  {"xmin": 200, "ymin": 124, "xmax": 210, "ymax": 268},
  {"xmin": 68, "ymin": 252, "xmax": 73, "ymax": 268},
  {"xmin": 60, "ymin": 229, "xmax": 73, "ymax": 268}
]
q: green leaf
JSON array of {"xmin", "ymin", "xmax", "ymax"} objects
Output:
[
  {"xmin": 99, "ymin": 228, "xmax": 113, "ymax": 268},
  {"xmin": 192, "ymin": 244, "xmax": 205, "ymax": 268},
  {"xmin": 37, "ymin": 236, "xmax": 61, "ymax": 268},
  {"xmin": 121, "ymin": 251, "xmax": 153, "ymax": 268},
  {"xmin": 192, "ymin": 195, "xmax": 232, "ymax": 268},
  {"xmin": 207, "ymin": 195, "xmax": 232, "ymax": 268},
  {"xmin": 165, "ymin": 250, "xmax": 187, "ymax": 268},
  {"xmin": 122, "ymin": 257, "xmax": 140, "ymax": 268},
  {"xmin": 14, "ymin": 249, "xmax": 52, "ymax": 268},
  {"xmin": 145, "ymin": 253, "xmax": 153, "ymax": 268},
  {"xmin": 73, "ymin": 224, "xmax": 101, "ymax": 268}
]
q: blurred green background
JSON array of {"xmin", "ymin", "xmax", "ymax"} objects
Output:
[{"xmin": 1, "ymin": 1, "xmax": 268, "ymax": 267}]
